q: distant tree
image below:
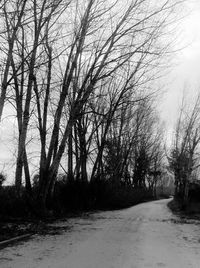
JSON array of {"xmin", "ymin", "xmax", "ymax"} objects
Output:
[
  {"xmin": 132, "ymin": 100, "xmax": 164, "ymax": 190},
  {"xmin": 169, "ymin": 94, "xmax": 200, "ymax": 205}
]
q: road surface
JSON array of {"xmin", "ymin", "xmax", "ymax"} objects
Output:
[{"xmin": 1, "ymin": 199, "xmax": 200, "ymax": 268}]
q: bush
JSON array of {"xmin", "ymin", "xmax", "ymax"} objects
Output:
[
  {"xmin": 188, "ymin": 182, "xmax": 200, "ymax": 202},
  {"xmin": 53, "ymin": 179, "xmax": 154, "ymax": 213},
  {"xmin": 0, "ymin": 172, "xmax": 6, "ymax": 187},
  {"xmin": 0, "ymin": 186, "xmax": 29, "ymax": 218},
  {"xmin": 53, "ymin": 180, "xmax": 90, "ymax": 213},
  {"xmin": 90, "ymin": 181, "xmax": 153, "ymax": 209},
  {"xmin": 0, "ymin": 177, "xmax": 155, "ymax": 219}
]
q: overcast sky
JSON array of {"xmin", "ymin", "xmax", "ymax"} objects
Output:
[{"xmin": 159, "ymin": 0, "xmax": 200, "ymax": 144}]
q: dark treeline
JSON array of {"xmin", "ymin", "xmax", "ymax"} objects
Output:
[{"xmin": 0, "ymin": 0, "xmax": 182, "ymax": 218}]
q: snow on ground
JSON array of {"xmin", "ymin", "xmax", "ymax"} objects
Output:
[{"xmin": 0, "ymin": 199, "xmax": 200, "ymax": 268}]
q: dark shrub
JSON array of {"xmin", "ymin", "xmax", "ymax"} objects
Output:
[
  {"xmin": 53, "ymin": 178, "xmax": 154, "ymax": 213},
  {"xmin": 0, "ymin": 186, "xmax": 29, "ymax": 218},
  {"xmin": 54, "ymin": 180, "xmax": 90, "ymax": 212},
  {"xmin": 189, "ymin": 181, "xmax": 200, "ymax": 202},
  {"xmin": 0, "ymin": 172, "xmax": 6, "ymax": 187},
  {"xmin": 91, "ymin": 182, "xmax": 153, "ymax": 209}
]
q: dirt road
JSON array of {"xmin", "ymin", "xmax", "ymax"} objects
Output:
[{"xmin": 1, "ymin": 199, "xmax": 200, "ymax": 268}]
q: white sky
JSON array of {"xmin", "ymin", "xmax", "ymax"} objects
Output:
[{"xmin": 159, "ymin": 0, "xmax": 200, "ymax": 144}]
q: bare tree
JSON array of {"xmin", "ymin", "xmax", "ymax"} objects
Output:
[
  {"xmin": 0, "ymin": 0, "xmax": 27, "ymax": 120},
  {"xmin": 169, "ymin": 94, "xmax": 200, "ymax": 205},
  {"xmin": 9, "ymin": 0, "xmax": 70, "ymax": 192}
]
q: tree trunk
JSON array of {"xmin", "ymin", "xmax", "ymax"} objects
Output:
[
  {"xmin": 183, "ymin": 181, "xmax": 189, "ymax": 208},
  {"xmin": 68, "ymin": 126, "xmax": 74, "ymax": 181},
  {"xmin": 24, "ymin": 149, "xmax": 32, "ymax": 195},
  {"xmin": 74, "ymin": 123, "xmax": 81, "ymax": 179},
  {"xmin": 15, "ymin": 145, "xmax": 24, "ymax": 193},
  {"xmin": 78, "ymin": 119, "xmax": 88, "ymax": 182},
  {"xmin": 38, "ymin": 169, "xmax": 51, "ymax": 216}
]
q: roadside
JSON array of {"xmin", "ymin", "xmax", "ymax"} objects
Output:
[
  {"xmin": 0, "ymin": 216, "xmax": 74, "ymax": 245},
  {"xmin": 1, "ymin": 199, "xmax": 200, "ymax": 268},
  {"xmin": 0, "ymin": 192, "xmax": 156, "ymax": 246},
  {"xmin": 168, "ymin": 198, "xmax": 200, "ymax": 221}
]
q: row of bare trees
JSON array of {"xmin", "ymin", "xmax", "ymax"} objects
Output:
[{"xmin": 0, "ymin": 0, "xmax": 183, "ymax": 213}]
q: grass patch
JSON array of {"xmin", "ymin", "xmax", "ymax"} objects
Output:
[{"xmin": 168, "ymin": 198, "xmax": 200, "ymax": 221}]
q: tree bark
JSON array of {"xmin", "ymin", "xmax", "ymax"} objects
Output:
[{"xmin": 68, "ymin": 126, "xmax": 74, "ymax": 181}]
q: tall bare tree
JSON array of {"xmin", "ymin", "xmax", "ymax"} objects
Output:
[
  {"xmin": 0, "ymin": 0, "xmax": 27, "ymax": 120},
  {"xmin": 169, "ymin": 94, "xmax": 200, "ymax": 205}
]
